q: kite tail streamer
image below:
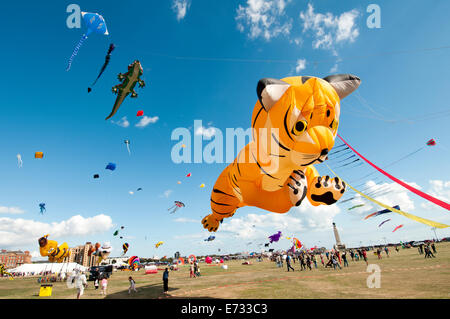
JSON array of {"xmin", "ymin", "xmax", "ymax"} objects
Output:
[
  {"xmin": 338, "ymin": 135, "xmax": 450, "ymax": 211},
  {"xmin": 327, "ymin": 164, "xmax": 450, "ymax": 228},
  {"xmin": 89, "ymin": 44, "xmax": 115, "ymax": 90},
  {"xmin": 126, "ymin": 143, "xmax": 131, "ymax": 155},
  {"xmin": 66, "ymin": 34, "xmax": 88, "ymax": 71}
]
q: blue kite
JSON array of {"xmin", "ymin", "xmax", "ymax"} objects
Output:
[
  {"xmin": 105, "ymin": 163, "xmax": 116, "ymax": 171},
  {"xmin": 204, "ymin": 235, "xmax": 215, "ymax": 242},
  {"xmin": 66, "ymin": 11, "xmax": 109, "ymax": 71},
  {"xmin": 39, "ymin": 203, "xmax": 46, "ymax": 215}
]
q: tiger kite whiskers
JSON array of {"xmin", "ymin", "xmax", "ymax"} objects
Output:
[{"xmin": 202, "ymin": 74, "xmax": 361, "ymax": 232}]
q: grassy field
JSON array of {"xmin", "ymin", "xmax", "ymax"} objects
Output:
[{"xmin": 1, "ymin": 242, "xmax": 449, "ymax": 299}]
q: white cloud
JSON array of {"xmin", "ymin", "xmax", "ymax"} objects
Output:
[
  {"xmin": 112, "ymin": 116, "xmax": 130, "ymax": 128},
  {"xmin": 295, "ymin": 58, "xmax": 306, "ymax": 73},
  {"xmin": 236, "ymin": 0, "xmax": 293, "ymax": 40},
  {"xmin": 0, "ymin": 214, "xmax": 114, "ymax": 248},
  {"xmin": 299, "ymin": 3, "xmax": 359, "ymax": 51},
  {"xmin": 135, "ymin": 116, "xmax": 159, "ymax": 128},
  {"xmin": 172, "ymin": 0, "xmax": 191, "ymax": 21},
  {"xmin": 294, "ymin": 200, "xmax": 341, "ymax": 230},
  {"xmin": 195, "ymin": 126, "xmax": 216, "ymax": 138},
  {"xmin": 347, "ymin": 180, "xmax": 417, "ymax": 216},
  {"xmin": 421, "ymin": 180, "xmax": 450, "ymax": 210},
  {"xmin": 0, "ymin": 206, "xmax": 25, "ymax": 214}
]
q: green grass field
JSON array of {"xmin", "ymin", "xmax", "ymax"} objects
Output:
[{"xmin": 1, "ymin": 242, "xmax": 449, "ymax": 299}]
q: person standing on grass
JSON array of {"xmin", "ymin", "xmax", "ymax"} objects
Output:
[
  {"xmin": 75, "ymin": 271, "xmax": 87, "ymax": 299},
  {"xmin": 190, "ymin": 263, "xmax": 196, "ymax": 278},
  {"xmin": 101, "ymin": 276, "xmax": 108, "ymax": 296},
  {"xmin": 342, "ymin": 251, "xmax": 349, "ymax": 267},
  {"xmin": 286, "ymin": 254, "xmax": 295, "ymax": 272},
  {"xmin": 424, "ymin": 245, "xmax": 435, "ymax": 258},
  {"xmin": 128, "ymin": 276, "xmax": 137, "ymax": 295},
  {"xmin": 163, "ymin": 268, "xmax": 169, "ymax": 294},
  {"xmin": 332, "ymin": 255, "xmax": 341, "ymax": 270},
  {"xmin": 94, "ymin": 278, "xmax": 99, "ymax": 291},
  {"xmin": 311, "ymin": 254, "xmax": 317, "ymax": 269},
  {"xmin": 384, "ymin": 246, "xmax": 390, "ymax": 257},
  {"xmin": 431, "ymin": 242, "xmax": 436, "ymax": 254},
  {"xmin": 362, "ymin": 249, "xmax": 368, "ymax": 266},
  {"xmin": 305, "ymin": 254, "xmax": 312, "ymax": 271},
  {"xmin": 320, "ymin": 254, "xmax": 324, "ymax": 267},
  {"xmin": 350, "ymin": 250, "xmax": 354, "ymax": 261}
]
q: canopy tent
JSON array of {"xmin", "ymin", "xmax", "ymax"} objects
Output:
[{"xmin": 8, "ymin": 263, "xmax": 88, "ymax": 275}]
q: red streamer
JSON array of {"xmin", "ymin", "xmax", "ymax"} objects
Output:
[{"xmin": 338, "ymin": 135, "xmax": 450, "ymax": 211}]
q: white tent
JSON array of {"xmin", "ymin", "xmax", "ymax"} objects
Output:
[{"xmin": 8, "ymin": 263, "xmax": 88, "ymax": 276}]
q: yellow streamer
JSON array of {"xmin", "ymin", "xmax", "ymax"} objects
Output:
[{"xmin": 327, "ymin": 165, "xmax": 450, "ymax": 229}]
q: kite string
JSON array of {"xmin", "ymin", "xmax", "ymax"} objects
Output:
[
  {"xmin": 66, "ymin": 34, "xmax": 88, "ymax": 71},
  {"xmin": 338, "ymin": 135, "xmax": 450, "ymax": 211}
]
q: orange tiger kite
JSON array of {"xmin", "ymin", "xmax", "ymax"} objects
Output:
[{"xmin": 202, "ymin": 74, "xmax": 361, "ymax": 232}]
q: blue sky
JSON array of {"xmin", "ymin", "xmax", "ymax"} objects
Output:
[{"xmin": 1, "ymin": 0, "xmax": 450, "ymax": 260}]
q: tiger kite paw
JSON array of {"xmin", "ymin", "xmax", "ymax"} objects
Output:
[
  {"xmin": 308, "ymin": 175, "xmax": 346, "ymax": 206},
  {"xmin": 201, "ymin": 214, "xmax": 222, "ymax": 232}
]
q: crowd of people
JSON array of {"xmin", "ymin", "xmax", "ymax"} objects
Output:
[
  {"xmin": 417, "ymin": 242, "xmax": 437, "ymax": 258},
  {"xmin": 271, "ymin": 245, "xmax": 408, "ymax": 272}
]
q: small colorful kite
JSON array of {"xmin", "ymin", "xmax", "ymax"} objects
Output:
[
  {"xmin": 204, "ymin": 235, "xmax": 215, "ymax": 241},
  {"xmin": 426, "ymin": 139, "xmax": 436, "ymax": 146},
  {"xmin": 393, "ymin": 224, "xmax": 404, "ymax": 232},
  {"xmin": 168, "ymin": 201, "xmax": 185, "ymax": 214},
  {"xmin": 348, "ymin": 204, "xmax": 365, "ymax": 211},
  {"xmin": 105, "ymin": 163, "xmax": 116, "ymax": 171},
  {"xmin": 186, "ymin": 173, "xmax": 191, "ymax": 177},
  {"xmin": 136, "ymin": 110, "xmax": 144, "ymax": 117},
  {"xmin": 268, "ymin": 231, "xmax": 282, "ymax": 244},
  {"xmin": 122, "ymin": 243, "xmax": 129, "ymax": 255},
  {"xmin": 17, "ymin": 154, "xmax": 22, "ymax": 168},
  {"xmin": 124, "ymin": 140, "xmax": 131, "ymax": 155},
  {"xmin": 93, "ymin": 174, "xmax": 99, "ymax": 179},
  {"xmin": 365, "ymin": 205, "xmax": 400, "ymax": 220},
  {"xmin": 155, "ymin": 241, "xmax": 164, "ymax": 248},
  {"xmin": 35, "ymin": 152, "xmax": 44, "ymax": 159},
  {"xmin": 128, "ymin": 256, "xmax": 140, "ymax": 270},
  {"xmin": 378, "ymin": 219, "xmax": 391, "ymax": 227},
  {"xmin": 200, "ymin": 184, "xmax": 205, "ymax": 188},
  {"xmin": 293, "ymin": 238, "xmax": 302, "ymax": 249},
  {"xmin": 39, "ymin": 203, "xmax": 46, "ymax": 215}
]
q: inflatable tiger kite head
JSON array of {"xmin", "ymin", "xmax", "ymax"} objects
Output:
[{"xmin": 252, "ymin": 74, "xmax": 360, "ymax": 167}]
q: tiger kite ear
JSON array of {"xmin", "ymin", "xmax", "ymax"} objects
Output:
[
  {"xmin": 323, "ymin": 74, "xmax": 361, "ymax": 99},
  {"xmin": 256, "ymin": 78, "xmax": 291, "ymax": 111}
]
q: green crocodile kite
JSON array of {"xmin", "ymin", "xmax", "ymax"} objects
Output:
[{"xmin": 105, "ymin": 60, "xmax": 145, "ymax": 120}]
